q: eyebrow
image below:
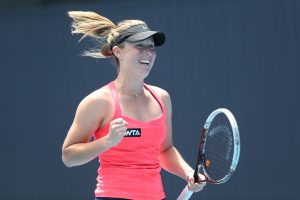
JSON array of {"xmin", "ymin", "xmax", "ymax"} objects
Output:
[{"xmin": 133, "ymin": 41, "xmax": 154, "ymax": 46}]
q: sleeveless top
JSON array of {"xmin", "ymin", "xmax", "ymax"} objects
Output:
[{"xmin": 94, "ymin": 81, "xmax": 167, "ymax": 200}]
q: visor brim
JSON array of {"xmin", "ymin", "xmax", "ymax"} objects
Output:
[{"xmin": 126, "ymin": 31, "xmax": 165, "ymax": 46}]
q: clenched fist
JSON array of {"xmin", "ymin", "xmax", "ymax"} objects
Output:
[{"xmin": 106, "ymin": 118, "xmax": 128, "ymax": 147}]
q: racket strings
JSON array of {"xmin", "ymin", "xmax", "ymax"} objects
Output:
[{"xmin": 203, "ymin": 115, "xmax": 234, "ymax": 182}]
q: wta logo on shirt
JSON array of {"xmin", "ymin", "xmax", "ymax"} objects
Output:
[{"xmin": 125, "ymin": 128, "xmax": 141, "ymax": 137}]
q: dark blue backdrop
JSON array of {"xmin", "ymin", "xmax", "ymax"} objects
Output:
[{"xmin": 1, "ymin": 0, "xmax": 299, "ymax": 199}]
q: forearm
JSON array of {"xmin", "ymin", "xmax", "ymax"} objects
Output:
[
  {"xmin": 158, "ymin": 146, "xmax": 194, "ymax": 180},
  {"xmin": 62, "ymin": 135, "xmax": 112, "ymax": 167}
]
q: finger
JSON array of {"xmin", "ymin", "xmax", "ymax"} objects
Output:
[
  {"xmin": 196, "ymin": 182, "xmax": 206, "ymax": 190},
  {"xmin": 110, "ymin": 118, "xmax": 124, "ymax": 125},
  {"xmin": 111, "ymin": 123, "xmax": 127, "ymax": 131},
  {"xmin": 189, "ymin": 182, "xmax": 206, "ymax": 192},
  {"xmin": 122, "ymin": 119, "xmax": 128, "ymax": 126},
  {"xmin": 187, "ymin": 175, "xmax": 194, "ymax": 190},
  {"xmin": 114, "ymin": 127, "xmax": 128, "ymax": 135},
  {"xmin": 198, "ymin": 174, "xmax": 206, "ymax": 182},
  {"xmin": 111, "ymin": 119, "xmax": 128, "ymax": 129},
  {"xmin": 187, "ymin": 174, "xmax": 206, "ymax": 192},
  {"xmin": 192, "ymin": 185, "xmax": 203, "ymax": 192}
]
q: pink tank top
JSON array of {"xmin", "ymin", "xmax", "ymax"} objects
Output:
[{"xmin": 94, "ymin": 81, "xmax": 167, "ymax": 200}]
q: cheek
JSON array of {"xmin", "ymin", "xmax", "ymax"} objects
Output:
[
  {"xmin": 152, "ymin": 51, "xmax": 157, "ymax": 62},
  {"xmin": 152, "ymin": 50, "xmax": 157, "ymax": 57},
  {"xmin": 124, "ymin": 51, "xmax": 139, "ymax": 61}
]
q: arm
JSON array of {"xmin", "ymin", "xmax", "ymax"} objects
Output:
[
  {"xmin": 157, "ymin": 90, "xmax": 193, "ymax": 179},
  {"xmin": 157, "ymin": 88, "xmax": 206, "ymax": 192},
  {"xmin": 62, "ymin": 88, "xmax": 127, "ymax": 167}
]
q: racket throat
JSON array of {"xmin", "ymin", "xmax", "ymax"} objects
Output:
[
  {"xmin": 193, "ymin": 164, "xmax": 203, "ymax": 182},
  {"xmin": 194, "ymin": 152, "xmax": 206, "ymax": 183}
]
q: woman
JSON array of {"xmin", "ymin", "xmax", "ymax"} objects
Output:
[{"xmin": 62, "ymin": 11, "xmax": 206, "ymax": 200}]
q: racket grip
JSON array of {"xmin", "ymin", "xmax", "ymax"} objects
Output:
[{"xmin": 177, "ymin": 185, "xmax": 193, "ymax": 200}]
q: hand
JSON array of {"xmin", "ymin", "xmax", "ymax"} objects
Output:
[
  {"xmin": 186, "ymin": 172, "xmax": 206, "ymax": 192},
  {"xmin": 107, "ymin": 118, "xmax": 128, "ymax": 147}
]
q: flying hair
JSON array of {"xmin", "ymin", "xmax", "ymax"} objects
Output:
[
  {"xmin": 68, "ymin": 11, "xmax": 146, "ymax": 58},
  {"xmin": 68, "ymin": 11, "xmax": 116, "ymax": 41}
]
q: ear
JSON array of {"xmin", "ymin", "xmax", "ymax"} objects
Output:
[{"xmin": 112, "ymin": 46, "xmax": 122, "ymax": 59}]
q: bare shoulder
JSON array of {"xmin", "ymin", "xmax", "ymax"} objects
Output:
[
  {"xmin": 147, "ymin": 85, "xmax": 172, "ymax": 107},
  {"xmin": 79, "ymin": 85, "xmax": 112, "ymax": 111},
  {"xmin": 75, "ymin": 85, "xmax": 113, "ymax": 128}
]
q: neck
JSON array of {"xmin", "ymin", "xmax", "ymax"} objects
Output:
[{"xmin": 114, "ymin": 76, "xmax": 145, "ymax": 97}]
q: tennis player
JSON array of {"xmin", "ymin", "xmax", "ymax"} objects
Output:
[{"xmin": 62, "ymin": 11, "xmax": 206, "ymax": 200}]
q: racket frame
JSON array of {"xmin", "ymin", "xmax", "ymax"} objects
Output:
[
  {"xmin": 194, "ymin": 108, "xmax": 240, "ymax": 184},
  {"xmin": 177, "ymin": 108, "xmax": 240, "ymax": 200}
]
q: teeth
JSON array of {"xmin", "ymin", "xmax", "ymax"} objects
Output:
[{"xmin": 139, "ymin": 59, "xmax": 150, "ymax": 64}]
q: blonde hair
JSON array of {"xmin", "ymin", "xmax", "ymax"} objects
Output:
[{"xmin": 68, "ymin": 11, "xmax": 145, "ymax": 58}]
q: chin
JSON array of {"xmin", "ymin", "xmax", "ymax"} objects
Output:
[{"xmin": 140, "ymin": 64, "xmax": 152, "ymax": 74}]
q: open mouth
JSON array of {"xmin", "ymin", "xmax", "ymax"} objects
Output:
[{"xmin": 139, "ymin": 59, "xmax": 150, "ymax": 65}]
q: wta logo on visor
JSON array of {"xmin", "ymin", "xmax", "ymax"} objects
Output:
[{"xmin": 125, "ymin": 128, "xmax": 141, "ymax": 137}]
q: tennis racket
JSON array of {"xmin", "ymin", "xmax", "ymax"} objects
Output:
[{"xmin": 177, "ymin": 108, "xmax": 240, "ymax": 200}]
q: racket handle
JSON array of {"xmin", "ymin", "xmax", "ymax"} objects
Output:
[{"xmin": 177, "ymin": 185, "xmax": 193, "ymax": 200}]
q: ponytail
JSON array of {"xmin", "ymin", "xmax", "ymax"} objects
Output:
[
  {"xmin": 68, "ymin": 11, "xmax": 145, "ymax": 58},
  {"xmin": 68, "ymin": 11, "xmax": 116, "ymax": 41}
]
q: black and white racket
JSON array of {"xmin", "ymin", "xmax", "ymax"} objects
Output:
[{"xmin": 177, "ymin": 108, "xmax": 241, "ymax": 200}]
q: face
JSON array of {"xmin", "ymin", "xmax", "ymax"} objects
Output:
[{"xmin": 114, "ymin": 37, "xmax": 156, "ymax": 79}]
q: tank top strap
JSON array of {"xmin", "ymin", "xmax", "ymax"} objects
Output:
[
  {"xmin": 143, "ymin": 84, "xmax": 166, "ymax": 114},
  {"xmin": 108, "ymin": 81, "xmax": 122, "ymax": 117}
]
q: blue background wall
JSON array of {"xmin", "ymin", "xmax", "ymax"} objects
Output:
[{"xmin": 1, "ymin": 0, "xmax": 299, "ymax": 199}]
